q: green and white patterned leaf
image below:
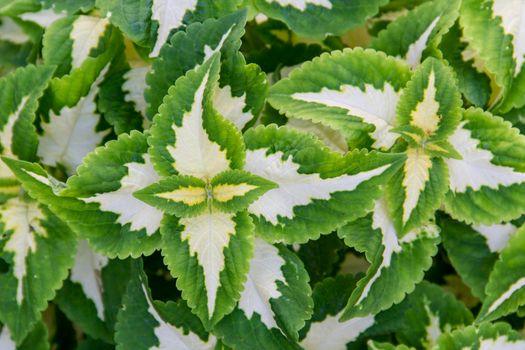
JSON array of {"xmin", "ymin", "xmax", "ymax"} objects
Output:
[
  {"xmin": 145, "ymin": 10, "xmax": 246, "ymax": 118},
  {"xmin": 38, "ymin": 64, "xmax": 110, "ymax": 175},
  {"xmin": 441, "ymin": 218, "xmax": 519, "ymax": 299},
  {"xmin": 41, "ymin": 0, "xmax": 95, "ymax": 14},
  {"xmin": 0, "ymin": 197, "xmax": 76, "ymax": 343},
  {"xmin": 367, "ymin": 342, "xmax": 414, "ymax": 350},
  {"xmin": 268, "ymin": 48, "xmax": 412, "ymax": 150},
  {"xmin": 337, "ymin": 198, "xmax": 440, "ymax": 319},
  {"xmin": 382, "ymin": 281, "xmax": 473, "ymax": 349},
  {"xmin": 300, "ymin": 275, "xmax": 375, "ymax": 350},
  {"xmin": 59, "ymin": 130, "xmax": 162, "ymax": 258},
  {"xmin": 371, "ymin": 0, "xmax": 460, "ymax": 68},
  {"xmin": 252, "ymin": 0, "xmax": 387, "ymax": 39},
  {"xmin": 386, "ymin": 149, "xmax": 448, "ymax": 234},
  {"xmin": 444, "ymin": 108, "xmax": 525, "ymax": 225},
  {"xmin": 244, "ymin": 125, "xmax": 404, "ymax": 243},
  {"xmin": 161, "ymin": 211, "xmax": 253, "ymax": 328},
  {"xmin": 0, "ymin": 64, "xmax": 54, "ymax": 202},
  {"xmin": 477, "ymin": 224, "xmax": 525, "ymax": 322},
  {"xmin": 395, "ymin": 58, "xmax": 462, "ymax": 148},
  {"xmin": 148, "ymin": 54, "xmax": 244, "ymax": 178},
  {"xmin": 215, "ymin": 238, "xmax": 312, "ymax": 348},
  {"xmin": 97, "ymin": 0, "xmax": 240, "ymax": 58},
  {"xmin": 436, "ymin": 322, "xmax": 525, "ymax": 349},
  {"xmin": 0, "ymin": 322, "xmax": 49, "ymax": 350},
  {"xmin": 459, "ymin": 0, "xmax": 524, "ymax": 109},
  {"xmin": 55, "ymin": 251, "xmax": 131, "ymax": 343},
  {"xmin": 115, "ymin": 262, "xmax": 216, "ymax": 350}
]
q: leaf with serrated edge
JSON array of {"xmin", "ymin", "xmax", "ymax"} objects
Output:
[
  {"xmin": 436, "ymin": 322, "xmax": 525, "ymax": 350},
  {"xmin": 269, "ymin": 48, "xmax": 411, "ymax": 149},
  {"xmin": 70, "ymin": 16, "xmax": 110, "ymax": 68},
  {"xmin": 38, "ymin": 64, "xmax": 110, "ymax": 174}
]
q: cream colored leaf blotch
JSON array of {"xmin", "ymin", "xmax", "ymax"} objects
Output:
[
  {"xmin": 2, "ymin": 198, "xmax": 46, "ymax": 305},
  {"xmin": 123, "ymin": 66, "xmax": 150, "ymax": 116},
  {"xmin": 70, "ymin": 240, "xmax": 109, "ymax": 321},
  {"xmin": 0, "ymin": 96, "xmax": 29, "ymax": 158},
  {"xmin": 238, "ymin": 238, "xmax": 286, "ymax": 329},
  {"xmin": 477, "ymin": 336, "xmax": 525, "ymax": 350},
  {"xmin": 410, "ymin": 70, "xmax": 441, "ymax": 135},
  {"xmin": 213, "ymin": 183, "xmax": 257, "ymax": 202},
  {"xmin": 245, "ymin": 149, "xmax": 390, "ymax": 225},
  {"xmin": 423, "ymin": 302, "xmax": 442, "ymax": 348},
  {"xmin": 180, "ymin": 211, "xmax": 236, "ymax": 316},
  {"xmin": 83, "ymin": 155, "xmax": 163, "ymax": 236},
  {"xmin": 0, "ymin": 17, "xmax": 29, "ymax": 44},
  {"xmin": 20, "ymin": 9, "xmax": 66, "ymax": 28},
  {"xmin": 292, "ymin": 83, "xmax": 401, "ymax": 149},
  {"xmin": 0, "ymin": 326, "xmax": 16, "ymax": 350},
  {"xmin": 38, "ymin": 65, "xmax": 110, "ymax": 175},
  {"xmin": 150, "ymin": 0, "xmax": 198, "ymax": 57},
  {"xmin": 492, "ymin": 0, "xmax": 525, "ymax": 76},
  {"xmin": 287, "ymin": 118, "xmax": 348, "ymax": 153},
  {"xmin": 156, "ymin": 186, "xmax": 206, "ymax": 206},
  {"xmin": 473, "ymin": 223, "xmax": 518, "ymax": 253},
  {"xmin": 140, "ymin": 284, "xmax": 217, "ymax": 350},
  {"xmin": 167, "ymin": 71, "xmax": 230, "ymax": 180},
  {"xmin": 70, "ymin": 16, "xmax": 109, "ymax": 68},
  {"xmin": 213, "ymin": 85, "xmax": 253, "ymax": 130},
  {"xmin": 487, "ymin": 277, "xmax": 525, "ymax": 315},
  {"xmin": 300, "ymin": 312, "xmax": 374, "ymax": 350},
  {"xmin": 402, "ymin": 148, "xmax": 432, "ymax": 224},
  {"xmin": 446, "ymin": 122, "xmax": 525, "ymax": 192},
  {"xmin": 266, "ymin": 0, "xmax": 332, "ymax": 11},
  {"xmin": 404, "ymin": 16, "xmax": 440, "ymax": 68}
]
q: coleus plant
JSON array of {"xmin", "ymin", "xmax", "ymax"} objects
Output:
[{"xmin": 0, "ymin": 0, "xmax": 525, "ymax": 349}]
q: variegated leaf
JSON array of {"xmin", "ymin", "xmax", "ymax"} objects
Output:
[
  {"xmin": 371, "ymin": 0, "xmax": 460, "ymax": 68},
  {"xmin": 338, "ymin": 198, "xmax": 440, "ymax": 319},
  {"xmin": 0, "ymin": 197, "xmax": 75, "ymax": 343},
  {"xmin": 444, "ymin": 108, "xmax": 525, "ymax": 225},
  {"xmin": 268, "ymin": 48, "xmax": 412, "ymax": 150},
  {"xmin": 244, "ymin": 125, "xmax": 404, "ymax": 243},
  {"xmin": 478, "ymin": 224, "xmax": 525, "ymax": 322},
  {"xmin": 436, "ymin": 322, "xmax": 525, "ymax": 349},
  {"xmin": 115, "ymin": 262, "xmax": 216, "ymax": 350},
  {"xmin": 0, "ymin": 65, "xmax": 54, "ymax": 202},
  {"xmin": 0, "ymin": 322, "xmax": 49, "ymax": 350},
  {"xmin": 253, "ymin": 0, "xmax": 387, "ymax": 39},
  {"xmin": 160, "ymin": 211, "xmax": 253, "ymax": 328},
  {"xmin": 145, "ymin": 10, "xmax": 247, "ymax": 118},
  {"xmin": 214, "ymin": 238, "xmax": 312, "ymax": 348},
  {"xmin": 148, "ymin": 54, "xmax": 244, "ymax": 177},
  {"xmin": 38, "ymin": 64, "xmax": 110, "ymax": 175}
]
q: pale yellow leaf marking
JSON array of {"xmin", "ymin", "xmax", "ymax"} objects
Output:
[
  {"xmin": 411, "ymin": 70, "xmax": 440, "ymax": 135},
  {"xmin": 213, "ymin": 183, "xmax": 257, "ymax": 202},
  {"xmin": 156, "ymin": 186, "xmax": 207, "ymax": 206}
]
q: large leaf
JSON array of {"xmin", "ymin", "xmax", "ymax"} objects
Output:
[
  {"xmin": 115, "ymin": 262, "xmax": 216, "ymax": 350},
  {"xmin": 0, "ymin": 64, "xmax": 54, "ymax": 202},
  {"xmin": 244, "ymin": 125, "xmax": 404, "ymax": 243},
  {"xmin": 214, "ymin": 238, "xmax": 312, "ymax": 349},
  {"xmin": 444, "ymin": 108, "xmax": 525, "ymax": 225},
  {"xmin": 436, "ymin": 322, "xmax": 525, "ymax": 349},
  {"xmin": 253, "ymin": 0, "xmax": 387, "ymax": 39},
  {"xmin": 0, "ymin": 197, "xmax": 76, "ymax": 343},
  {"xmin": 0, "ymin": 322, "xmax": 49, "ymax": 350},
  {"xmin": 371, "ymin": 0, "xmax": 460, "ymax": 68},
  {"xmin": 338, "ymin": 197, "xmax": 440, "ymax": 319},
  {"xmin": 477, "ymin": 224, "xmax": 525, "ymax": 322},
  {"xmin": 160, "ymin": 211, "xmax": 253, "ymax": 328},
  {"xmin": 145, "ymin": 10, "xmax": 247, "ymax": 118},
  {"xmin": 268, "ymin": 48, "xmax": 412, "ymax": 150}
]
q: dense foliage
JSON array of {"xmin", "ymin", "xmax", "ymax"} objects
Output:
[{"xmin": 1, "ymin": 0, "xmax": 525, "ymax": 349}]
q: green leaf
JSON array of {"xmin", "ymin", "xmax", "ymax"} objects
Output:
[
  {"xmin": 0, "ymin": 321, "xmax": 49, "ymax": 350},
  {"xmin": 0, "ymin": 198, "xmax": 76, "ymax": 343},
  {"xmin": 115, "ymin": 261, "xmax": 216, "ymax": 350},
  {"xmin": 215, "ymin": 238, "xmax": 312, "ymax": 349},
  {"xmin": 268, "ymin": 48, "xmax": 412, "ymax": 150},
  {"xmin": 210, "ymin": 170, "xmax": 277, "ymax": 213},
  {"xmin": 299, "ymin": 275, "xmax": 375, "ymax": 350},
  {"xmin": 395, "ymin": 58, "xmax": 462, "ymax": 145},
  {"xmin": 244, "ymin": 125, "xmax": 404, "ymax": 243},
  {"xmin": 367, "ymin": 342, "xmax": 414, "ymax": 350},
  {"xmin": 436, "ymin": 322, "xmax": 525, "ymax": 349},
  {"xmin": 478, "ymin": 224, "xmax": 525, "ymax": 322},
  {"xmin": 444, "ymin": 108, "xmax": 525, "ymax": 225},
  {"xmin": 0, "ymin": 64, "xmax": 54, "ymax": 200},
  {"xmin": 41, "ymin": 0, "xmax": 95, "ymax": 14},
  {"xmin": 160, "ymin": 211, "xmax": 253, "ymax": 328},
  {"xmin": 371, "ymin": 0, "xmax": 460, "ymax": 68},
  {"xmin": 440, "ymin": 217, "xmax": 518, "ymax": 300},
  {"xmin": 134, "ymin": 175, "xmax": 208, "ymax": 217},
  {"xmin": 338, "ymin": 198, "xmax": 440, "ymax": 319},
  {"xmin": 253, "ymin": 0, "xmax": 387, "ymax": 39},
  {"xmin": 145, "ymin": 10, "xmax": 247, "ymax": 118},
  {"xmin": 148, "ymin": 54, "xmax": 245, "ymax": 178}
]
